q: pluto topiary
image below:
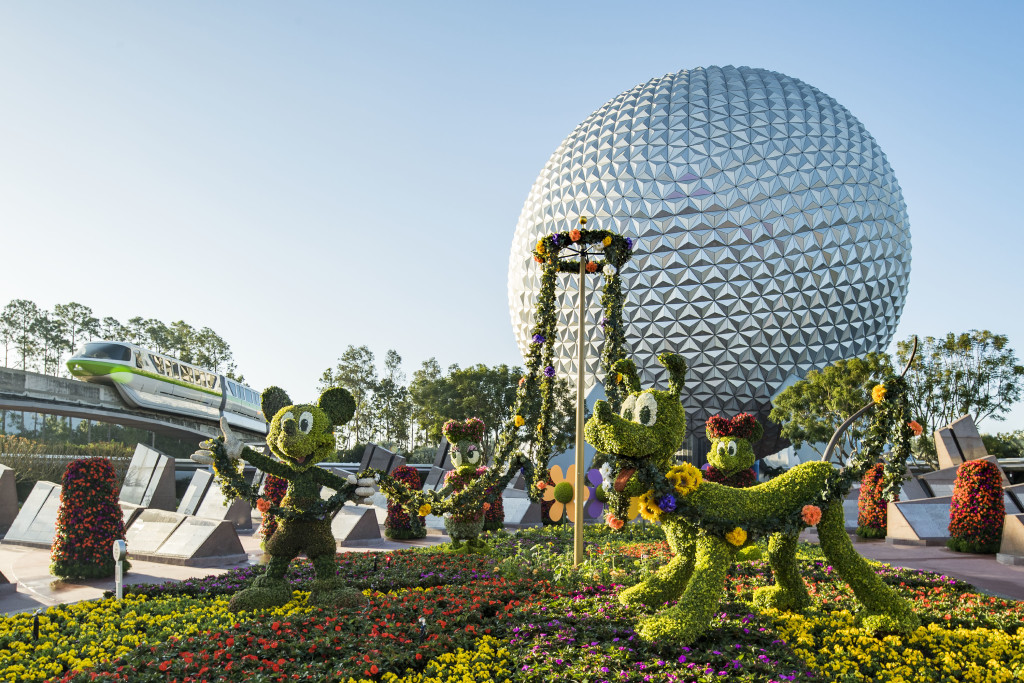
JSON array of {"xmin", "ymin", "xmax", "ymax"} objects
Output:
[
  {"xmin": 385, "ymin": 465, "xmax": 426, "ymax": 540},
  {"xmin": 193, "ymin": 386, "xmax": 376, "ymax": 612},
  {"xmin": 587, "ymin": 352, "xmax": 919, "ymax": 645},
  {"xmin": 947, "ymin": 459, "xmax": 1005, "ymax": 554},
  {"xmin": 856, "ymin": 463, "xmax": 888, "ymax": 539},
  {"xmin": 50, "ymin": 458, "xmax": 129, "ymax": 580}
]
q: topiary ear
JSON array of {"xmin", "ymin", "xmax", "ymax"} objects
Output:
[
  {"xmin": 612, "ymin": 358, "xmax": 642, "ymax": 394},
  {"xmin": 319, "ymin": 387, "xmax": 356, "ymax": 426},
  {"xmin": 261, "ymin": 386, "xmax": 292, "ymax": 421},
  {"xmin": 658, "ymin": 352, "xmax": 687, "ymax": 399},
  {"xmin": 750, "ymin": 420, "xmax": 764, "ymax": 443}
]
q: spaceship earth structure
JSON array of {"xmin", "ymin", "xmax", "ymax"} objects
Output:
[{"xmin": 507, "ymin": 65, "xmax": 911, "ymax": 456}]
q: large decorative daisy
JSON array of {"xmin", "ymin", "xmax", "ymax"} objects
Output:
[{"xmin": 544, "ymin": 464, "xmax": 590, "ymax": 523}]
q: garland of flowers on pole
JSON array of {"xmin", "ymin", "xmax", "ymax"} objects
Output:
[
  {"xmin": 819, "ymin": 373, "xmax": 918, "ymax": 504},
  {"xmin": 377, "ymin": 218, "xmax": 634, "ymax": 521}
]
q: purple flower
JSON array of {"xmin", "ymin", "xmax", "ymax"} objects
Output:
[
  {"xmin": 551, "ymin": 234, "xmax": 560, "ymax": 245},
  {"xmin": 658, "ymin": 493, "xmax": 677, "ymax": 512},
  {"xmin": 625, "ymin": 237, "xmax": 633, "ymax": 249},
  {"xmin": 532, "ymin": 334, "xmax": 546, "ymax": 345},
  {"xmin": 544, "ymin": 366, "xmax": 556, "ymax": 377}
]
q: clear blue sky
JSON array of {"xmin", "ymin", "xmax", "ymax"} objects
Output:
[{"xmin": 2, "ymin": 1, "xmax": 1023, "ymax": 432}]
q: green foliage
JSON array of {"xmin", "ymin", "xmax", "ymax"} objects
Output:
[
  {"xmin": 318, "ymin": 387, "xmax": 356, "ymax": 426},
  {"xmin": 898, "ymin": 330, "xmax": 1024, "ymax": 468},
  {"xmin": 553, "ymin": 481, "xmax": 574, "ymax": 504},
  {"xmin": 769, "ymin": 352, "xmax": 894, "ymax": 465},
  {"xmin": 260, "ymin": 385, "xmax": 292, "ymax": 422},
  {"xmin": 982, "ymin": 430, "xmax": 1024, "ymax": 459}
]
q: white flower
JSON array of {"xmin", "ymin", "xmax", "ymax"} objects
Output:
[{"xmin": 603, "ymin": 264, "xmax": 616, "ymax": 276}]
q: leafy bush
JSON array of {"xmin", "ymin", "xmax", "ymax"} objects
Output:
[
  {"xmin": 0, "ymin": 436, "xmax": 132, "ymax": 501},
  {"xmin": 948, "ymin": 459, "xmax": 1005, "ymax": 553}
]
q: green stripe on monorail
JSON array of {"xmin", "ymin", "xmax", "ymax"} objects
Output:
[{"xmin": 67, "ymin": 359, "xmax": 222, "ymax": 398}]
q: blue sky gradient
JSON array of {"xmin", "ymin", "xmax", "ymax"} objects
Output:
[{"xmin": 2, "ymin": 1, "xmax": 1023, "ymax": 432}]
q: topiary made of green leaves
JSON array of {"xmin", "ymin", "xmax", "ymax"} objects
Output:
[
  {"xmin": 553, "ymin": 481, "xmax": 574, "ymax": 505},
  {"xmin": 194, "ymin": 385, "xmax": 375, "ymax": 612},
  {"xmin": 586, "ymin": 351, "xmax": 919, "ymax": 645}
]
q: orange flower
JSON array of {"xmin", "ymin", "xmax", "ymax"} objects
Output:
[
  {"xmin": 605, "ymin": 512, "xmax": 625, "ymax": 530},
  {"xmin": 256, "ymin": 498, "xmax": 271, "ymax": 513},
  {"xmin": 536, "ymin": 481, "xmax": 547, "ymax": 491},
  {"xmin": 483, "ymin": 502, "xmax": 491, "ymax": 511},
  {"xmin": 585, "ymin": 261, "xmax": 598, "ymax": 273},
  {"xmin": 569, "ymin": 228, "xmax": 582, "ymax": 241},
  {"xmin": 534, "ymin": 255, "xmax": 543, "ymax": 263},
  {"xmin": 908, "ymin": 420, "xmax": 923, "ymax": 436},
  {"xmin": 801, "ymin": 504, "xmax": 822, "ymax": 526}
]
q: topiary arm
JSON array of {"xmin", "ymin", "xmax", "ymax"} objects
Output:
[{"xmin": 231, "ymin": 446, "xmax": 294, "ymax": 480}]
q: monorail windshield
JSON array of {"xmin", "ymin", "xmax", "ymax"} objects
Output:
[{"xmin": 76, "ymin": 342, "xmax": 132, "ymax": 362}]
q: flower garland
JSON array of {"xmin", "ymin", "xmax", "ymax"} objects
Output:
[{"xmin": 208, "ymin": 439, "xmax": 363, "ymax": 522}]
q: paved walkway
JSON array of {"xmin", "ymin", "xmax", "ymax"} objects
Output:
[
  {"xmin": 3, "ymin": 528, "xmax": 1023, "ymax": 615},
  {"xmin": 0, "ymin": 529, "xmax": 450, "ymax": 615},
  {"xmin": 800, "ymin": 529, "xmax": 1024, "ymax": 600}
]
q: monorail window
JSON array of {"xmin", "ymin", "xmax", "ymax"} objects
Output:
[{"xmin": 79, "ymin": 343, "xmax": 132, "ymax": 362}]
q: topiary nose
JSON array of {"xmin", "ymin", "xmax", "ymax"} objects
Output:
[
  {"xmin": 282, "ymin": 418, "xmax": 297, "ymax": 436},
  {"xmin": 595, "ymin": 400, "xmax": 613, "ymax": 421}
]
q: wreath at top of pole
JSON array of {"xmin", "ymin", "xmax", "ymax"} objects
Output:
[{"xmin": 376, "ymin": 218, "xmax": 635, "ymax": 517}]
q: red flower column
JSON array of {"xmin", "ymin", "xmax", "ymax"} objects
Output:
[
  {"xmin": 856, "ymin": 463, "xmax": 889, "ymax": 539},
  {"xmin": 257, "ymin": 474, "xmax": 289, "ymax": 550},
  {"xmin": 948, "ymin": 459, "xmax": 1005, "ymax": 554},
  {"xmin": 385, "ymin": 465, "xmax": 426, "ymax": 540},
  {"xmin": 50, "ymin": 458, "xmax": 128, "ymax": 579}
]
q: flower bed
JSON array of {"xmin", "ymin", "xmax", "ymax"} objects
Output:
[{"xmin": 2, "ymin": 526, "xmax": 1023, "ymax": 682}]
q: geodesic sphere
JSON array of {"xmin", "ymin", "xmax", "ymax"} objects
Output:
[{"xmin": 507, "ymin": 65, "xmax": 911, "ymax": 455}]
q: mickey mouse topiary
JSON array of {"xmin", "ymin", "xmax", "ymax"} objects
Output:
[
  {"xmin": 948, "ymin": 459, "xmax": 1005, "ymax": 554},
  {"xmin": 193, "ymin": 386, "xmax": 376, "ymax": 612},
  {"xmin": 50, "ymin": 458, "xmax": 129, "ymax": 580}
]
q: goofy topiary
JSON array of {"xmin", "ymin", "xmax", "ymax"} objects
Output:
[
  {"xmin": 586, "ymin": 352, "xmax": 918, "ymax": 645},
  {"xmin": 192, "ymin": 386, "xmax": 376, "ymax": 612}
]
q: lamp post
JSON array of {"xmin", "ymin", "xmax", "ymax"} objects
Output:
[
  {"xmin": 112, "ymin": 539, "xmax": 127, "ymax": 600},
  {"xmin": 574, "ymin": 248, "xmax": 587, "ymax": 566}
]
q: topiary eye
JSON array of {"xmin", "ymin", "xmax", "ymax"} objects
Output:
[
  {"xmin": 635, "ymin": 394, "xmax": 658, "ymax": 425},
  {"xmin": 717, "ymin": 442, "xmax": 727, "ymax": 457},
  {"xmin": 278, "ymin": 411, "xmax": 294, "ymax": 427},
  {"xmin": 727, "ymin": 441, "xmax": 737, "ymax": 457},
  {"xmin": 620, "ymin": 395, "xmax": 636, "ymax": 421},
  {"xmin": 298, "ymin": 411, "xmax": 314, "ymax": 434}
]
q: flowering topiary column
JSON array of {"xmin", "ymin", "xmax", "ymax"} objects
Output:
[
  {"xmin": 50, "ymin": 458, "xmax": 128, "ymax": 579},
  {"xmin": 256, "ymin": 474, "xmax": 289, "ymax": 550},
  {"xmin": 948, "ymin": 460, "xmax": 1005, "ymax": 554},
  {"xmin": 856, "ymin": 463, "xmax": 888, "ymax": 539},
  {"xmin": 384, "ymin": 465, "xmax": 426, "ymax": 540}
]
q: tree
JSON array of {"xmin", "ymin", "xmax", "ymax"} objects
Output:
[
  {"xmin": 370, "ymin": 350, "xmax": 412, "ymax": 449},
  {"xmin": 320, "ymin": 345, "xmax": 377, "ymax": 442},
  {"xmin": 897, "ymin": 331, "xmax": 1024, "ymax": 450},
  {"xmin": 981, "ymin": 430, "xmax": 1024, "ymax": 459},
  {"xmin": 53, "ymin": 302, "xmax": 99, "ymax": 359},
  {"xmin": 769, "ymin": 352, "xmax": 894, "ymax": 466},
  {"xmin": 126, "ymin": 316, "xmax": 148, "ymax": 346},
  {"xmin": 143, "ymin": 319, "xmax": 173, "ymax": 354},
  {"xmin": 99, "ymin": 316, "xmax": 128, "ymax": 341},
  {"xmin": 33, "ymin": 312, "xmax": 68, "ymax": 376},
  {"xmin": 168, "ymin": 321, "xmax": 197, "ymax": 362},
  {"xmin": 1, "ymin": 299, "xmax": 42, "ymax": 370},
  {"xmin": 194, "ymin": 327, "xmax": 235, "ymax": 374}
]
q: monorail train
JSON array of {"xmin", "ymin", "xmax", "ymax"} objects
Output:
[{"xmin": 67, "ymin": 341, "xmax": 267, "ymax": 435}]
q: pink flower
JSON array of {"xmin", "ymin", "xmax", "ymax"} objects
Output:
[{"xmin": 801, "ymin": 504, "xmax": 822, "ymax": 526}]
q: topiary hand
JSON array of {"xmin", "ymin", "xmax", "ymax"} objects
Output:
[
  {"xmin": 191, "ymin": 417, "xmax": 245, "ymax": 464},
  {"xmin": 347, "ymin": 473, "xmax": 377, "ymax": 504}
]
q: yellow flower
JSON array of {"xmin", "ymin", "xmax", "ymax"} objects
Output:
[
  {"xmin": 666, "ymin": 463, "xmax": 702, "ymax": 496},
  {"xmin": 725, "ymin": 526, "xmax": 747, "ymax": 546},
  {"xmin": 535, "ymin": 239, "xmax": 546, "ymax": 254},
  {"xmin": 513, "ymin": 414, "xmax": 525, "ymax": 427},
  {"xmin": 615, "ymin": 372, "xmax": 623, "ymax": 384},
  {"xmin": 418, "ymin": 504, "xmax": 431, "ymax": 517},
  {"xmin": 872, "ymin": 384, "xmax": 887, "ymax": 403},
  {"xmin": 579, "ymin": 216, "xmax": 587, "ymax": 224},
  {"xmin": 602, "ymin": 236, "xmax": 612, "ymax": 246},
  {"xmin": 638, "ymin": 490, "xmax": 663, "ymax": 522}
]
